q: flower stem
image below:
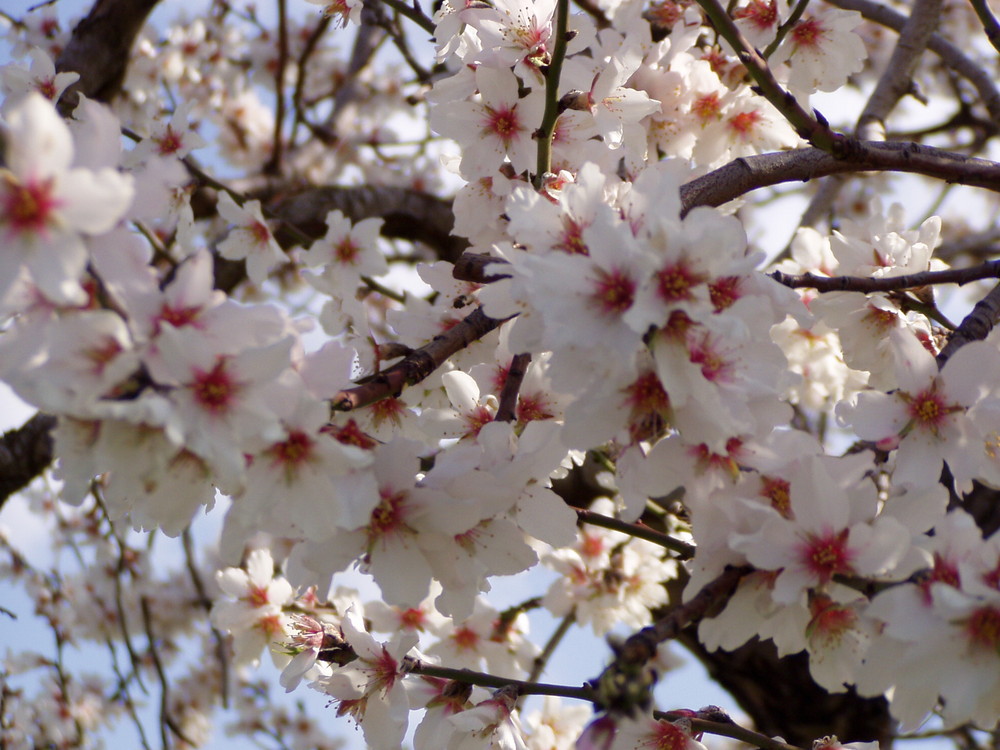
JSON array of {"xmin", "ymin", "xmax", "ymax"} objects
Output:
[{"xmin": 534, "ymin": 0, "xmax": 571, "ymax": 185}]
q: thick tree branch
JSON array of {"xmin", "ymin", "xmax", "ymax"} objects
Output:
[
  {"xmin": 271, "ymin": 185, "xmax": 467, "ymax": 261},
  {"xmin": 0, "ymin": 413, "xmax": 57, "ymax": 510},
  {"xmin": 936, "ymin": 282, "xmax": 1000, "ymax": 366},
  {"xmin": 677, "ymin": 141, "xmax": 1000, "ymax": 214},
  {"xmin": 55, "ymin": 0, "xmax": 161, "ymax": 110},
  {"xmin": 591, "ymin": 566, "xmax": 749, "ymax": 714}
]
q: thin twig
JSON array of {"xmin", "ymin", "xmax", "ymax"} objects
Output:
[
  {"xmin": 290, "ymin": 14, "xmax": 332, "ymax": 143},
  {"xmin": 494, "ymin": 353, "xmax": 531, "ymax": 423},
  {"xmin": 379, "ymin": 0, "xmax": 436, "ymax": 35},
  {"xmin": 695, "ymin": 0, "xmax": 843, "ymax": 152},
  {"xmin": 658, "ymin": 709, "xmax": 808, "ymax": 750},
  {"xmin": 761, "ymin": 0, "xmax": 809, "ymax": 59},
  {"xmin": 527, "ymin": 611, "xmax": 575, "ymax": 685},
  {"xmin": 855, "ymin": 0, "xmax": 942, "ymax": 141},
  {"xmin": 828, "ymin": 0, "xmax": 1000, "ymax": 124},
  {"xmin": 576, "ymin": 509, "xmax": 696, "ymax": 559},
  {"xmin": 592, "ymin": 566, "xmax": 751, "ymax": 709},
  {"xmin": 265, "ymin": 0, "xmax": 289, "ymax": 173},
  {"xmin": 141, "ymin": 597, "xmax": 197, "ymax": 749},
  {"xmin": 405, "ymin": 660, "xmax": 594, "ymax": 700},
  {"xmin": 969, "ymin": 0, "xmax": 1000, "ymax": 55},
  {"xmin": 331, "ymin": 307, "xmax": 507, "ymax": 411},
  {"xmin": 181, "ymin": 529, "xmax": 230, "ymax": 710},
  {"xmin": 770, "ymin": 260, "xmax": 1000, "ymax": 293}
]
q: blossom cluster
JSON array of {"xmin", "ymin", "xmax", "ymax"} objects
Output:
[{"xmin": 3, "ymin": 0, "xmax": 1000, "ymax": 748}]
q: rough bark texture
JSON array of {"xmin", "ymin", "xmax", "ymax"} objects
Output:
[
  {"xmin": 678, "ymin": 634, "xmax": 895, "ymax": 747},
  {"xmin": 55, "ymin": 0, "xmax": 161, "ymax": 109}
]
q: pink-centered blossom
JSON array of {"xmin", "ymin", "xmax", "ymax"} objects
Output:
[{"xmin": 0, "ymin": 93, "xmax": 133, "ymax": 304}]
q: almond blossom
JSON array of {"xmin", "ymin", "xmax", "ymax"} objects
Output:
[
  {"xmin": 211, "ymin": 547, "xmax": 295, "ymax": 667},
  {"xmin": 0, "ymin": 93, "xmax": 133, "ymax": 304},
  {"xmin": 215, "ymin": 192, "xmax": 287, "ymax": 286},
  {"xmin": 839, "ymin": 334, "xmax": 1000, "ymax": 491},
  {"xmin": 313, "ymin": 608, "xmax": 418, "ymax": 750}
]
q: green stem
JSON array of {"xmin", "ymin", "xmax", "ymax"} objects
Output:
[
  {"xmin": 762, "ymin": 0, "xmax": 810, "ymax": 58},
  {"xmin": 534, "ymin": 0, "xmax": 571, "ymax": 184}
]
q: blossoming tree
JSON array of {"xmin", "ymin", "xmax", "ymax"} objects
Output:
[{"xmin": 3, "ymin": 0, "xmax": 1000, "ymax": 748}]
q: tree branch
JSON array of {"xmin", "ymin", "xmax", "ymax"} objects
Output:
[
  {"xmin": 936, "ymin": 282, "xmax": 1000, "ymax": 366},
  {"xmin": 0, "ymin": 413, "xmax": 57, "ymax": 510},
  {"xmin": 55, "ymin": 0, "xmax": 161, "ymax": 111},
  {"xmin": 330, "ymin": 307, "xmax": 506, "ymax": 411},
  {"xmin": 770, "ymin": 261, "xmax": 1000, "ymax": 293},
  {"xmin": 272, "ymin": 185, "xmax": 467, "ymax": 262},
  {"xmin": 677, "ymin": 141, "xmax": 1000, "ymax": 215},
  {"xmin": 855, "ymin": 0, "xmax": 942, "ymax": 141},
  {"xmin": 829, "ymin": 0, "xmax": 1000, "ymax": 124}
]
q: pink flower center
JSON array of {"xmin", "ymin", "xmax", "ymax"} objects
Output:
[
  {"xmin": 734, "ymin": 0, "xmax": 777, "ymax": 30},
  {"xmin": 864, "ymin": 304, "xmax": 898, "ymax": 332},
  {"xmin": 649, "ymin": 719, "xmax": 693, "ymax": 750},
  {"xmin": 692, "ymin": 92, "xmax": 722, "ymax": 123},
  {"xmin": 3, "ymin": 173, "xmax": 60, "ymax": 236},
  {"xmin": 557, "ymin": 217, "xmax": 589, "ymax": 255},
  {"xmin": 250, "ymin": 220, "xmax": 272, "ymax": 246},
  {"xmin": 965, "ymin": 606, "xmax": 1000, "ymax": 653},
  {"xmin": 760, "ymin": 475, "xmax": 792, "ymax": 518},
  {"xmin": 656, "ymin": 262, "xmax": 700, "ymax": 302},
  {"xmin": 904, "ymin": 388, "xmax": 957, "ymax": 433},
  {"xmin": 368, "ymin": 646, "xmax": 400, "ymax": 692},
  {"xmin": 369, "ymin": 396, "xmax": 406, "ymax": 429},
  {"xmin": 462, "ymin": 405, "xmax": 495, "ymax": 438},
  {"xmin": 452, "ymin": 626, "xmax": 480, "ymax": 651},
  {"xmin": 192, "ymin": 358, "xmax": 240, "ymax": 414},
  {"xmin": 791, "ymin": 17, "xmax": 824, "ymax": 47},
  {"xmin": 269, "ymin": 430, "xmax": 314, "ymax": 474},
  {"xmin": 919, "ymin": 552, "xmax": 960, "ymax": 603},
  {"xmin": 807, "ymin": 596, "xmax": 857, "ymax": 646},
  {"xmin": 688, "ymin": 340, "xmax": 728, "ymax": 382},
  {"xmin": 709, "ymin": 276, "xmax": 743, "ymax": 311},
  {"xmin": 728, "ymin": 110, "xmax": 763, "ymax": 139},
  {"xmin": 247, "ymin": 584, "xmax": 270, "ymax": 607},
  {"xmin": 369, "ymin": 489, "xmax": 408, "ymax": 541},
  {"xmin": 591, "ymin": 267, "xmax": 636, "ymax": 315},
  {"xmin": 799, "ymin": 529, "xmax": 853, "ymax": 583},
  {"xmin": 624, "ymin": 371, "xmax": 671, "ymax": 414},
  {"xmin": 335, "ymin": 237, "xmax": 361, "ymax": 264},
  {"xmin": 84, "ymin": 337, "xmax": 124, "ymax": 376},
  {"xmin": 399, "ymin": 608, "xmax": 426, "ymax": 630},
  {"xmin": 156, "ymin": 125, "xmax": 184, "ymax": 156},
  {"xmin": 484, "ymin": 105, "xmax": 521, "ymax": 147},
  {"xmin": 158, "ymin": 303, "xmax": 202, "ymax": 329},
  {"xmin": 646, "ymin": 1, "xmax": 690, "ymax": 28},
  {"xmin": 516, "ymin": 392, "xmax": 554, "ymax": 424},
  {"xmin": 581, "ymin": 533, "xmax": 605, "ymax": 559},
  {"xmin": 330, "ymin": 419, "xmax": 377, "ymax": 450}
]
